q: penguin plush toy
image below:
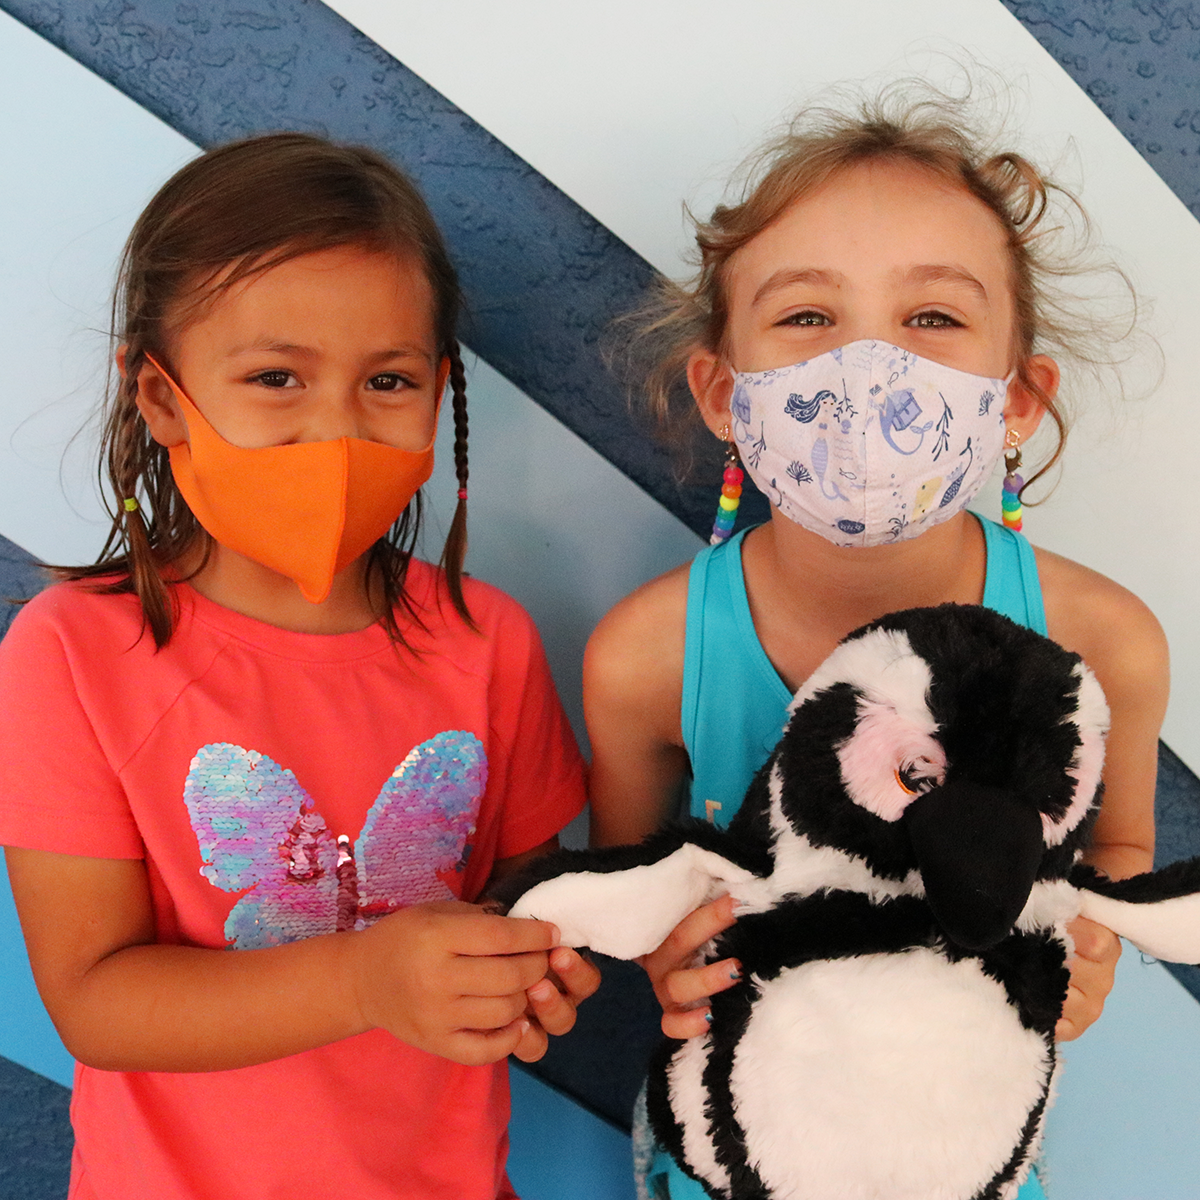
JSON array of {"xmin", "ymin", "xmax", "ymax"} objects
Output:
[{"xmin": 505, "ymin": 604, "xmax": 1200, "ymax": 1200}]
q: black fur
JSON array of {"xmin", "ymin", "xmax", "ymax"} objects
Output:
[
  {"xmin": 1072, "ymin": 856, "xmax": 1200, "ymax": 903},
  {"xmin": 974, "ymin": 1086, "xmax": 1052, "ymax": 1200},
  {"xmin": 703, "ymin": 980, "xmax": 770, "ymax": 1199},
  {"xmin": 973, "ymin": 931, "xmax": 1071, "ymax": 1036}
]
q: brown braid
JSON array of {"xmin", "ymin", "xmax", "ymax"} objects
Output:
[{"xmin": 439, "ymin": 341, "xmax": 474, "ymax": 627}]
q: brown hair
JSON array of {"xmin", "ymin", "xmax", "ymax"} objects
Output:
[
  {"xmin": 631, "ymin": 83, "xmax": 1137, "ymax": 493},
  {"xmin": 61, "ymin": 132, "xmax": 472, "ymax": 647}
]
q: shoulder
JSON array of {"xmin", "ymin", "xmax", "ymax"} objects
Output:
[
  {"xmin": 1035, "ymin": 547, "xmax": 1169, "ymax": 707},
  {"xmin": 407, "ymin": 561, "xmax": 535, "ymax": 636},
  {"xmin": 586, "ymin": 561, "xmax": 690, "ymax": 679},
  {"xmin": 3, "ymin": 580, "xmax": 145, "ymax": 659},
  {"xmin": 584, "ymin": 560, "xmax": 692, "ymax": 740},
  {"xmin": 405, "ymin": 561, "xmax": 548, "ymax": 681}
]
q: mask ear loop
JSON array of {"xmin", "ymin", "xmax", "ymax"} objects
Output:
[
  {"xmin": 710, "ymin": 423, "xmax": 744, "ymax": 545},
  {"xmin": 1002, "ymin": 428, "xmax": 1024, "ymax": 532}
]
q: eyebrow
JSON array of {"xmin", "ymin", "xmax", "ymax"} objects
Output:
[
  {"xmin": 895, "ymin": 264, "xmax": 989, "ymax": 300},
  {"xmin": 227, "ymin": 340, "xmax": 436, "ymax": 363},
  {"xmin": 751, "ymin": 263, "xmax": 989, "ymax": 306},
  {"xmin": 752, "ymin": 268, "xmax": 844, "ymax": 306}
]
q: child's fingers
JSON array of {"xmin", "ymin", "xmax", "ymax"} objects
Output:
[
  {"xmin": 661, "ymin": 1005, "xmax": 714, "ymax": 1040},
  {"xmin": 525, "ymin": 977, "xmax": 578, "ymax": 1038},
  {"xmin": 1057, "ymin": 916, "xmax": 1120, "ymax": 1041},
  {"xmin": 511, "ymin": 1016, "xmax": 550, "ymax": 1063},
  {"xmin": 453, "ymin": 993, "xmax": 532, "ymax": 1033},
  {"xmin": 519, "ymin": 949, "xmax": 600, "ymax": 1041},
  {"xmin": 445, "ymin": 909, "xmax": 560, "ymax": 957},
  {"xmin": 452, "ymin": 949, "xmax": 550, "ymax": 996},
  {"xmin": 1069, "ymin": 915, "xmax": 1121, "ymax": 964},
  {"xmin": 660, "ymin": 957, "xmax": 742, "ymax": 1009},
  {"xmin": 548, "ymin": 946, "xmax": 601, "ymax": 1003},
  {"xmin": 448, "ymin": 1019, "xmax": 533, "ymax": 1067},
  {"xmin": 639, "ymin": 894, "xmax": 738, "ymax": 985}
]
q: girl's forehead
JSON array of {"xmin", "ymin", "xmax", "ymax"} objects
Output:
[
  {"xmin": 171, "ymin": 246, "xmax": 437, "ymax": 351},
  {"xmin": 727, "ymin": 160, "xmax": 1011, "ymax": 296}
]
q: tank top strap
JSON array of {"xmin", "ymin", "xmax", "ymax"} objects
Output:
[
  {"xmin": 977, "ymin": 514, "xmax": 1047, "ymax": 636},
  {"xmin": 683, "ymin": 530, "xmax": 792, "ymax": 828}
]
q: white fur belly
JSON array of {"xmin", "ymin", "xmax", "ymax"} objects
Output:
[{"xmin": 729, "ymin": 948, "xmax": 1050, "ymax": 1200}]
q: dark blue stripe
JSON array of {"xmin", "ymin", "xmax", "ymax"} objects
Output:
[
  {"xmin": 0, "ymin": 0, "xmax": 767, "ymax": 538},
  {"xmin": 1002, "ymin": 0, "xmax": 1200, "ymax": 218},
  {"xmin": 0, "ymin": 1054, "xmax": 72, "ymax": 1199}
]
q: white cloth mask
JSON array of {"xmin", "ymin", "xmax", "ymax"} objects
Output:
[{"xmin": 730, "ymin": 339, "xmax": 1009, "ymax": 547}]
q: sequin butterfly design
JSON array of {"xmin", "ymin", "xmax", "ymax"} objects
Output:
[{"xmin": 184, "ymin": 732, "xmax": 486, "ymax": 949}]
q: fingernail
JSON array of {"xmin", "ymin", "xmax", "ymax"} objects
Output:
[
  {"xmin": 528, "ymin": 980, "xmax": 554, "ymax": 1002},
  {"xmin": 729, "ymin": 961, "xmax": 742, "ymax": 981},
  {"xmin": 704, "ymin": 1010, "xmax": 713, "ymax": 1025}
]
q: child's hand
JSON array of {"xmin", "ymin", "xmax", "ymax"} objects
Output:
[
  {"xmin": 513, "ymin": 946, "xmax": 602, "ymax": 1062},
  {"xmin": 1056, "ymin": 915, "xmax": 1121, "ymax": 1041},
  {"xmin": 637, "ymin": 894, "xmax": 741, "ymax": 1039},
  {"xmin": 349, "ymin": 900, "xmax": 560, "ymax": 1066}
]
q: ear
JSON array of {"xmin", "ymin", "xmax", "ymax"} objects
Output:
[
  {"xmin": 686, "ymin": 346, "xmax": 735, "ymax": 437},
  {"xmin": 123, "ymin": 348, "xmax": 188, "ymax": 448},
  {"xmin": 1004, "ymin": 354, "xmax": 1059, "ymax": 445},
  {"xmin": 436, "ymin": 355, "xmax": 452, "ymax": 403}
]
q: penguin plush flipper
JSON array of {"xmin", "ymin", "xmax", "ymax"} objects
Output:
[
  {"xmin": 1073, "ymin": 858, "xmax": 1200, "ymax": 965},
  {"xmin": 507, "ymin": 840, "xmax": 763, "ymax": 960}
]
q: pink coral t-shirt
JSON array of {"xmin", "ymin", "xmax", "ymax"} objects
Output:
[{"xmin": 0, "ymin": 563, "xmax": 585, "ymax": 1200}]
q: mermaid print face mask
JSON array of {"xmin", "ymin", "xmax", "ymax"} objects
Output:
[{"xmin": 729, "ymin": 339, "xmax": 1009, "ymax": 548}]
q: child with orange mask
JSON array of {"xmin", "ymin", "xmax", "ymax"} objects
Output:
[{"xmin": 0, "ymin": 133, "xmax": 598, "ymax": 1200}]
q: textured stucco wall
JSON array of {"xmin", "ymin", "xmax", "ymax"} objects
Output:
[{"xmin": 1002, "ymin": 0, "xmax": 1200, "ymax": 215}]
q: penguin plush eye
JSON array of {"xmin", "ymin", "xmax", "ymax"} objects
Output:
[
  {"xmin": 836, "ymin": 698, "xmax": 947, "ymax": 822},
  {"xmin": 895, "ymin": 759, "xmax": 941, "ymax": 796}
]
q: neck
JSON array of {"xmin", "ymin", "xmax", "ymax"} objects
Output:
[
  {"xmin": 740, "ymin": 510, "xmax": 987, "ymax": 688},
  {"xmin": 177, "ymin": 540, "xmax": 381, "ymax": 635}
]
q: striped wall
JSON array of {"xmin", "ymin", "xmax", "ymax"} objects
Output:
[{"xmin": 1, "ymin": 3, "xmax": 1199, "ymax": 1197}]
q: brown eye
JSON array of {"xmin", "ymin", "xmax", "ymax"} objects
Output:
[
  {"xmin": 780, "ymin": 310, "xmax": 829, "ymax": 327},
  {"xmin": 367, "ymin": 373, "xmax": 413, "ymax": 392},
  {"xmin": 906, "ymin": 310, "xmax": 961, "ymax": 329},
  {"xmin": 254, "ymin": 370, "xmax": 294, "ymax": 389}
]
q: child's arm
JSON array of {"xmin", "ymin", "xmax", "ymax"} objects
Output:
[
  {"xmin": 584, "ymin": 567, "xmax": 692, "ymax": 846},
  {"xmin": 7, "ymin": 845, "xmax": 562, "ymax": 1071},
  {"xmin": 585, "ymin": 572, "xmax": 744, "ymax": 1037},
  {"xmin": 1040, "ymin": 550, "xmax": 1168, "ymax": 1040}
]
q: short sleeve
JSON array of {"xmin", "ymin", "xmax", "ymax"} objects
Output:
[
  {"xmin": 480, "ymin": 596, "xmax": 586, "ymax": 862},
  {"xmin": 0, "ymin": 594, "xmax": 143, "ymax": 858}
]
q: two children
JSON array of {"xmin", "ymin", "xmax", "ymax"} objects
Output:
[{"xmin": 0, "ymin": 89, "xmax": 1167, "ymax": 1200}]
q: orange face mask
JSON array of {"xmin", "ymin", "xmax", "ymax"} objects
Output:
[{"xmin": 148, "ymin": 358, "xmax": 438, "ymax": 605}]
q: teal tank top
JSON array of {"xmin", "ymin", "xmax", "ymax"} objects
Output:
[
  {"xmin": 682, "ymin": 514, "xmax": 1047, "ymax": 828},
  {"xmin": 653, "ymin": 515, "xmax": 1050, "ymax": 1200}
]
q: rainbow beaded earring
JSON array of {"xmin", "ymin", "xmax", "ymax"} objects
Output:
[
  {"xmin": 1001, "ymin": 429, "xmax": 1024, "ymax": 532},
  {"xmin": 711, "ymin": 425, "xmax": 744, "ymax": 545}
]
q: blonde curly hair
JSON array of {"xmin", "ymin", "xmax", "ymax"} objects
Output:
[{"xmin": 628, "ymin": 82, "xmax": 1138, "ymax": 494}]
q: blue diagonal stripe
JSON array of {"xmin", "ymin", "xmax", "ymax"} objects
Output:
[{"xmin": 1002, "ymin": 0, "xmax": 1200, "ymax": 218}]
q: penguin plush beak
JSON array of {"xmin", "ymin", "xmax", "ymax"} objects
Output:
[{"xmin": 903, "ymin": 782, "xmax": 1045, "ymax": 951}]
